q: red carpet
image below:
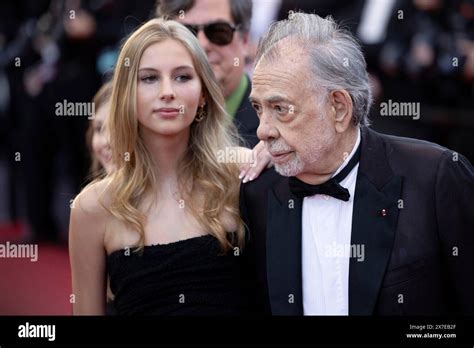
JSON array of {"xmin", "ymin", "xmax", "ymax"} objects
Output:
[{"xmin": 0, "ymin": 222, "xmax": 72, "ymax": 315}]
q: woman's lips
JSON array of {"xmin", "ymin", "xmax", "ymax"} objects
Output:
[
  {"xmin": 155, "ymin": 108, "xmax": 180, "ymax": 118},
  {"xmin": 99, "ymin": 151, "xmax": 112, "ymax": 164}
]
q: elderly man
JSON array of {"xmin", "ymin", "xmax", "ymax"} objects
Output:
[
  {"xmin": 156, "ymin": 0, "xmax": 259, "ymax": 148},
  {"xmin": 241, "ymin": 13, "xmax": 474, "ymax": 315}
]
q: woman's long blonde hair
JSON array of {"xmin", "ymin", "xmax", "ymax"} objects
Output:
[{"xmin": 103, "ymin": 18, "xmax": 244, "ymax": 252}]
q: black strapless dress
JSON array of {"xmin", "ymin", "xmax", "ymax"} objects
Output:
[{"xmin": 107, "ymin": 234, "xmax": 249, "ymax": 315}]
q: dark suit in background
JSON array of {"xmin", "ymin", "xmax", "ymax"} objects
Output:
[{"xmin": 234, "ymin": 76, "xmax": 259, "ymax": 148}]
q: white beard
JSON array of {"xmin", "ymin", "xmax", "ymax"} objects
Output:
[
  {"xmin": 274, "ymin": 152, "xmax": 305, "ymax": 177},
  {"xmin": 267, "ymin": 139, "xmax": 305, "ymax": 177},
  {"xmin": 267, "ymin": 128, "xmax": 335, "ymax": 177},
  {"xmin": 267, "ymin": 129, "xmax": 333, "ymax": 176}
]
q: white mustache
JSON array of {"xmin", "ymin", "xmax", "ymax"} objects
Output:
[{"xmin": 266, "ymin": 140, "xmax": 292, "ymax": 154}]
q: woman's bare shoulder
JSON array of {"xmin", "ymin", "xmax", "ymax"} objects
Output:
[{"xmin": 72, "ymin": 178, "xmax": 113, "ymax": 217}]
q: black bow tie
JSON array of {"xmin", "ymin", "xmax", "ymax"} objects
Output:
[{"xmin": 288, "ymin": 144, "xmax": 361, "ymax": 201}]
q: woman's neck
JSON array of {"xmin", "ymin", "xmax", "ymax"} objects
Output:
[{"xmin": 140, "ymin": 126, "xmax": 190, "ymax": 188}]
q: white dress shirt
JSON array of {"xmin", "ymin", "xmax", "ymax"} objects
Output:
[{"xmin": 302, "ymin": 128, "xmax": 361, "ymax": 315}]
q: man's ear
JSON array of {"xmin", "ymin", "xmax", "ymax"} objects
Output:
[
  {"xmin": 240, "ymin": 31, "xmax": 250, "ymax": 45},
  {"xmin": 239, "ymin": 31, "xmax": 250, "ymax": 59},
  {"xmin": 329, "ymin": 90, "xmax": 353, "ymax": 133}
]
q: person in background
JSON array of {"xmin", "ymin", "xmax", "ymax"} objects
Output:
[
  {"xmin": 86, "ymin": 81, "xmax": 115, "ymax": 178},
  {"xmin": 156, "ymin": 0, "xmax": 260, "ymax": 148}
]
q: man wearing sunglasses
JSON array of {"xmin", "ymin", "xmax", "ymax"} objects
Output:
[{"xmin": 156, "ymin": 0, "xmax": 259, "ymax": 148}]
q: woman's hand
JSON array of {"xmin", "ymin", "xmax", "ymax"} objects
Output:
[{"xmin": 238, "ymin": 140, "xmax": 272, "ymax": 183}]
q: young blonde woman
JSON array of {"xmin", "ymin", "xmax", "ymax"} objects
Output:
[{"xmin": 69, "ymin": 18, "xmax": 268, "ymax": 315}]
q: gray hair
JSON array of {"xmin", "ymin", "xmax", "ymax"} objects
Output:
[
  {"xmin": 156, "ymin": 0, "xmax": 253, "ymax": 33},
  {"xmin": 255, "ymin": 13, "xmax": 372, "ymax": 126}
]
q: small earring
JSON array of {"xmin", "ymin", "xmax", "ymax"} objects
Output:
[{"xmin": 195, "ymin": 104, "xmax": 206, "ymax": 122}]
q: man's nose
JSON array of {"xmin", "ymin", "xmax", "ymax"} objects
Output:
[{"xmin": 257, "ymin": 113, "xmax": 278, "ymax": 141}]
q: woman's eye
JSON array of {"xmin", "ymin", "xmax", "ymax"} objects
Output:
[
  {"xmin": 93, "ymin": 123, "xmax": 103, "ymax": 133},
  {"xmin": 176, "ymin": 75, "xmax": 191, "ymax": 82},
  {"xmin": 140, "ymin": 75, "xmax": 157, "ymax": 83}
]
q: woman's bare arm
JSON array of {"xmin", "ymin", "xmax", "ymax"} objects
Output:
[{"xmin": 69, "ymin": 183, "xmax": 108, "ymax": 315}]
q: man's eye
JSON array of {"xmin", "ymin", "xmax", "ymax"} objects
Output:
[
  {"xmin": 274, "ymin": 105, "xmax": 286, "ymax": 113},
  {"xmin": 252, "ymin": 103, "xmax": 261, "ymax": 114},
  {"xmin": 141, "ymin": 75, "xmax": 157, "ymax": 83}
]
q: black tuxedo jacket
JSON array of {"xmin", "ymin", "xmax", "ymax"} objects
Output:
[
  {"xmin": 240, "ymin": 127, "xmax": 474, "ymax": 315},
  {"xmin": 233, "ymin": 76, "xmax": 259, "ymax": 149}
]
